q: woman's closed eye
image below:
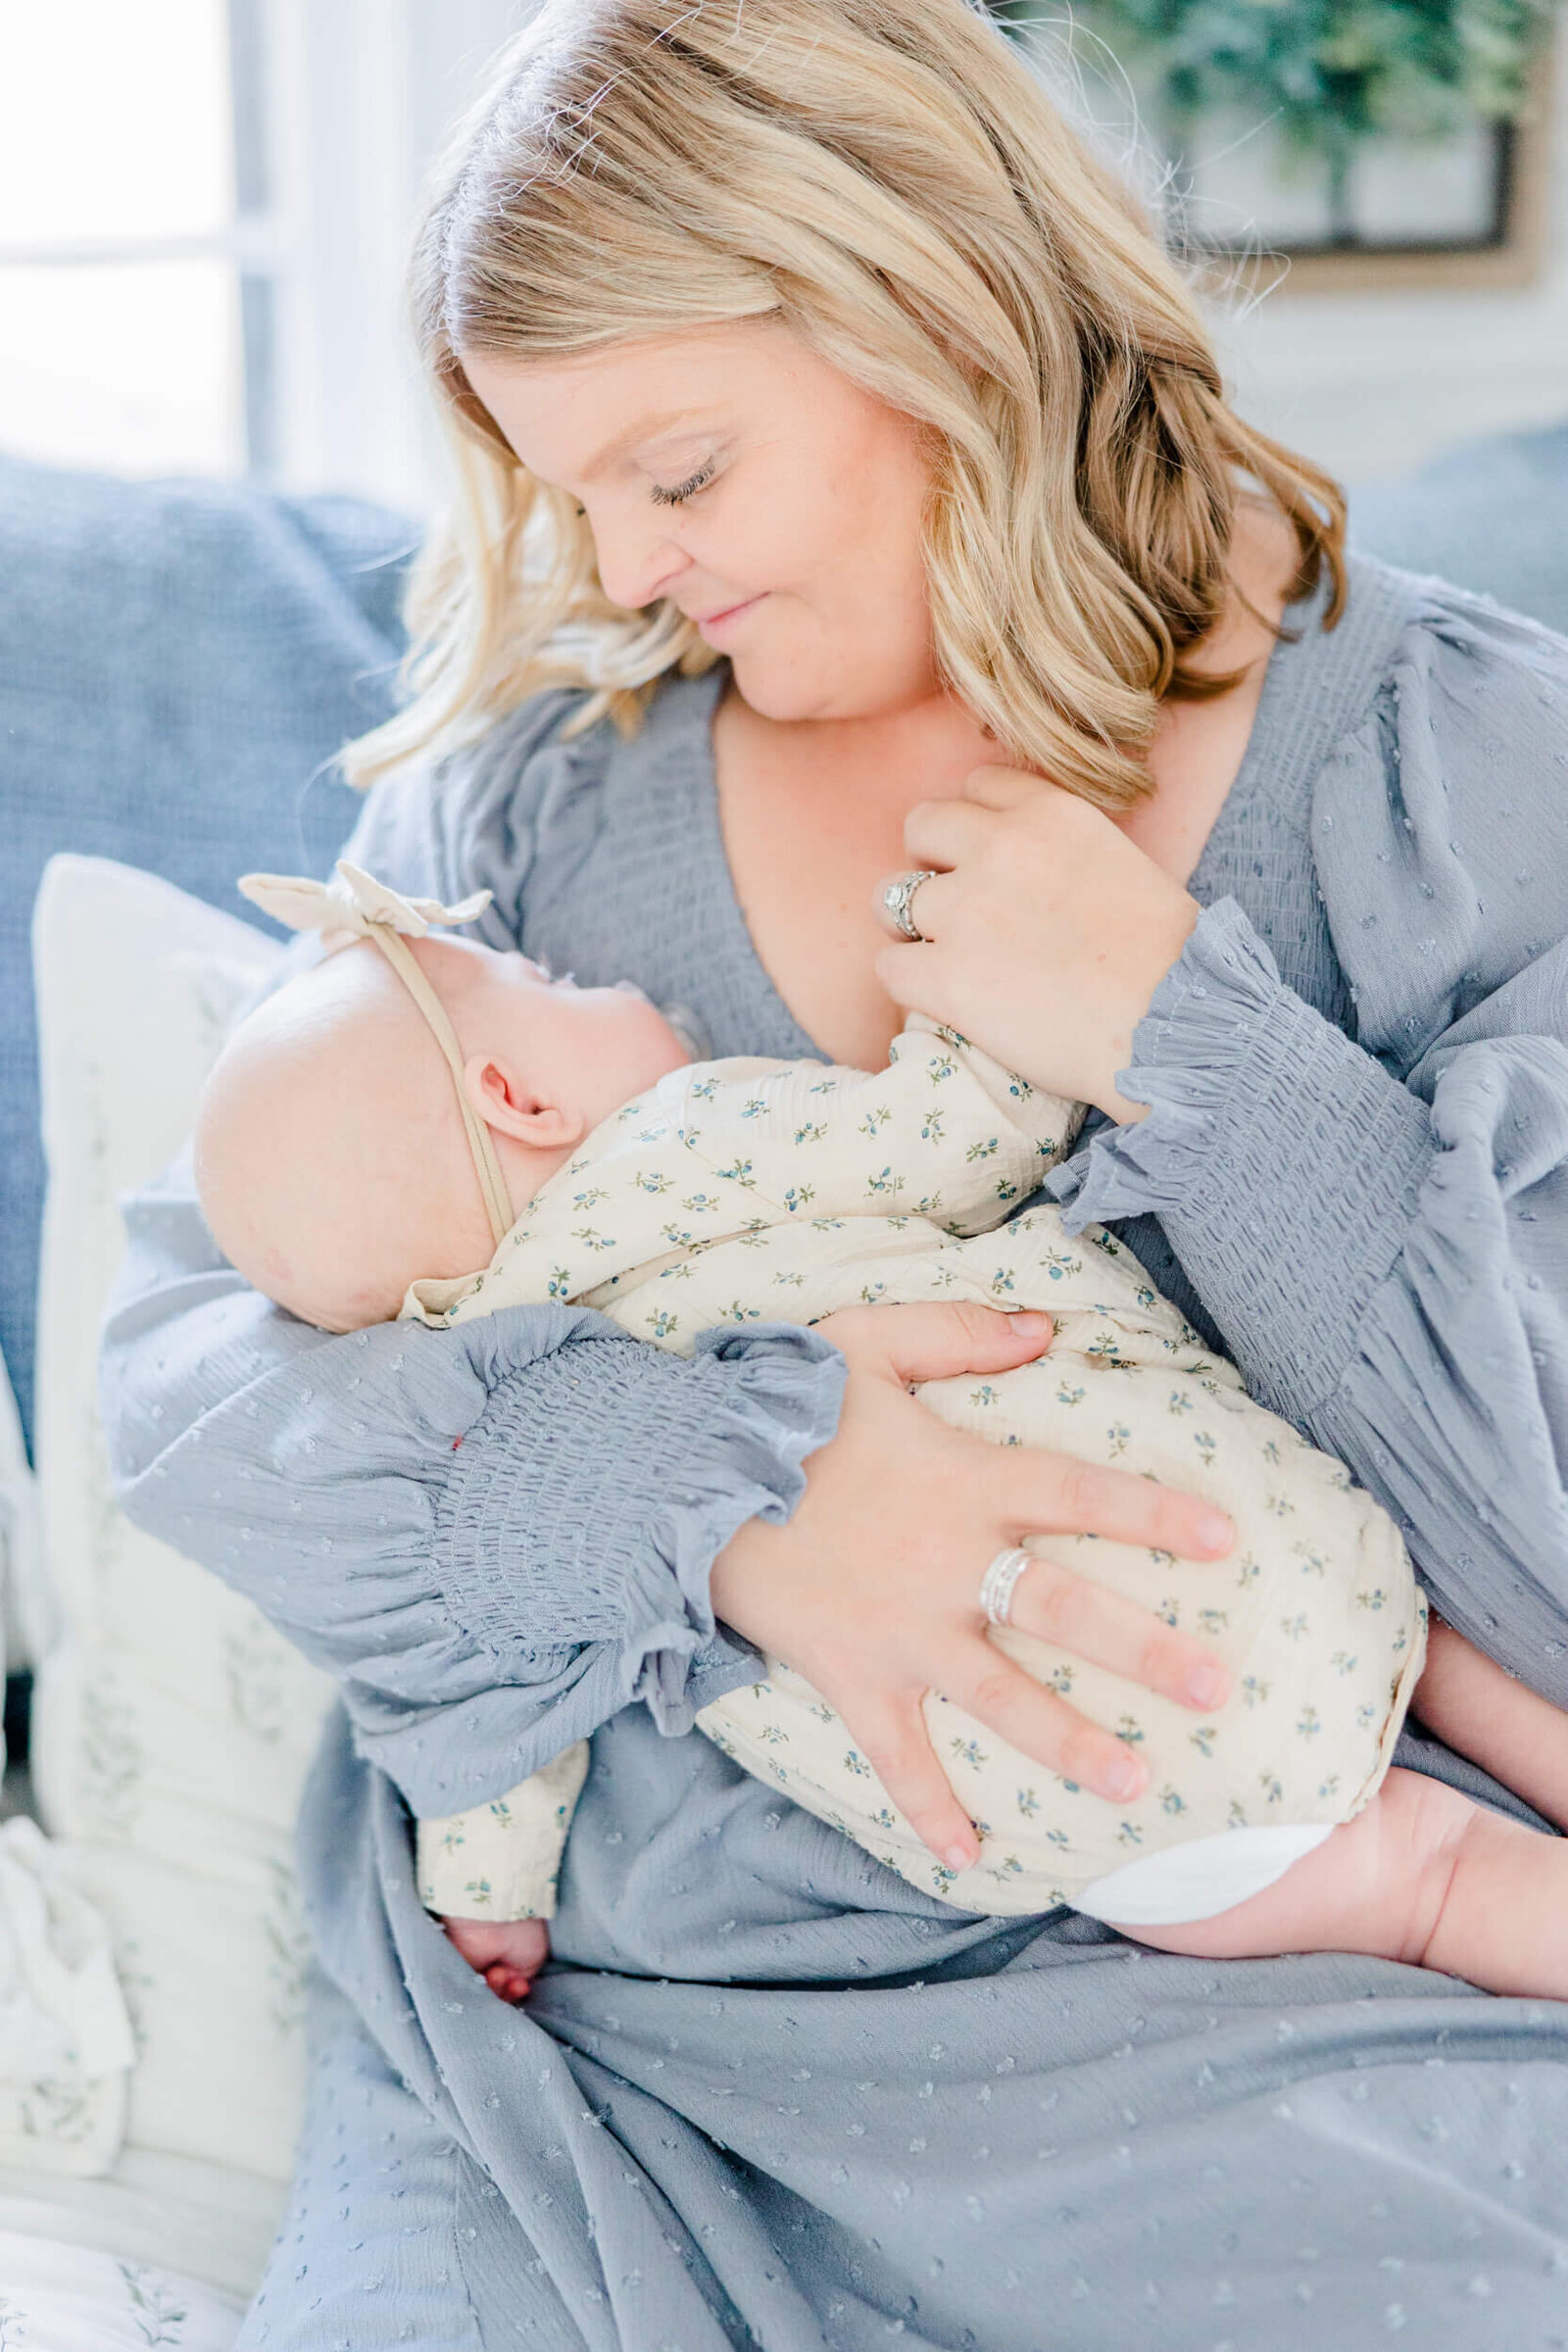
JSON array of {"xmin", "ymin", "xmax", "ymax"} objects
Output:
[{"xmin": 651, "ymin": 461, "xmax": 718, "ymax": 507}]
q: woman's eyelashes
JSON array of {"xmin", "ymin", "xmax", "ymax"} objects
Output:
[{"xmin": 651, "ymin": 460, "xmax": 718, "ymax": 508}]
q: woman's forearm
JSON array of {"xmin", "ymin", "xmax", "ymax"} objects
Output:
[
  {"xmin": 1051, "ymin": 898, "xmax": 1568, "ymax": 1698},
  {"xmin": 101, "ymin": 1150, "xmax": 845, "ymax": 1815},
  {"xmin": 1051, "ymin": 899, "xmax": 1436, "ymax": 1422}
]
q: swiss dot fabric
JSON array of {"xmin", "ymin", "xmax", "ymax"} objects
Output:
[{"xmin": 102, "ymin": 554, "xmax": 1568, "ymax": 2348}]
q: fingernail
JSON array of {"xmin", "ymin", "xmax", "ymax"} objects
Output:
[
  {"xmin": 1198, "ymin": 1510, "xmax": 1234, "ymax": 1552},
  {"xmin": 1102, "ymin": 1755, "xmax": 1145, "ymax": 1801},
  {"xmin": 945, "ymin": 1841, "xmax": 978, "ymax": 1872},
  {"xmin": 1186, "ymin": 1662, "xmax": 1229, "ymax": 1708},
  {"xmin": 1011, "ymin": 1312, "xmax": 1052, "ymax": 1339}
]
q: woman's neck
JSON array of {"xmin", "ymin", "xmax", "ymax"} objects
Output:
[
  {"xmin": 721, "ymin": 494, "xmax": 1300, "ymax": 833},
  {"xmin": 710, "ymin": 496, "xmax": 1305, "ymax": 1068},
  {"xmin": 718, "ymin": 679, "xmax": 997, "ymax": 820},
  {"xmin": 711, "ymin": 679, "xmax": 990, "ymax": 1067},
  {"xmin": 1127, "ymin": 499, "xmax": 1301, "ymax": 884}
]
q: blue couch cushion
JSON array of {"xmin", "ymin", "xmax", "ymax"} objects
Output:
[
  {"xmin": 0, "ymin": 453, "xmax": 414, "ymax": 1452},
  {"xmin": 1349, "ymin": 418, "xmax": 1568, "ymax": 639}
]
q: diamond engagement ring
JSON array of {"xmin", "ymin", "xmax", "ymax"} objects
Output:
[
  {"xmin": 878, "ymin": 868, "xmax": 938, "ymax": 944},
  {"xmin": 979, "ymin": 1546, "xmax": 1033, "ymax": 1628}
]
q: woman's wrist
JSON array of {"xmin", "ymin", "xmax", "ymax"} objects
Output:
[
  {"xmin": 1051, "ymin": 898, "xmax": 1435, "ymax": 1419},
  {"xmin": 874, "ymin": 765, "xmax": 1203, "ymax": 1111},
  {"xmin": 1082, "ymin": 902, "xmax": 1201, "ymax": 1126}
]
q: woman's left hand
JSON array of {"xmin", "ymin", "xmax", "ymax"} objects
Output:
[{"xmin": 874, "ymin": 765, "xmax": 1201, "ymax": 1122}]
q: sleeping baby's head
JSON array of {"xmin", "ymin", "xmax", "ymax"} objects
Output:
[{"xmin": 196, "ymin": 926, "xmax": 690, "ymax": 1333}]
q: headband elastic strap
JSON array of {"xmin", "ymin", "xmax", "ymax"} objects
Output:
[
  {"xmin": 362, "ymin": 925, "xmax": 514, "ymax": 1249},
  {"xmin": 237, "ymin": 861, "xmax": 514, "ymax": 1250}
]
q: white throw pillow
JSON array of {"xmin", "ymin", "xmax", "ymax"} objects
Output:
[
  {"xmin": 30, "ymin": 856, "xmax": 335, "ymax": 2184},
  {"xmin": 0, "ymin": 1334, "xmax": 44, "ymax": 1673},
  {"xmin": 0, "ymin": 2230, "xmax": 242, "ymax": 2351},
  {"xmin": 0, "ymin": 1819, "xmax": 136, "ymax": 2179}
]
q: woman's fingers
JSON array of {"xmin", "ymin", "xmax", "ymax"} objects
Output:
[
  {"xmin": 839, "ymin": 1688, "xmax": 982, "ymax": 1870},
  {"xmin": 945, "ymin": 1636, "xmax": 1149, "ymax": 1801},
  {"xmin": 1008, "ymin": 1445, "xmax": 1233, "ymax": 1562},
  {"xmin": 874, "ymin": 937, "xmax": 960, "ymax": 1017},
  {"xmin": 822, "ymin": 1299, "xmax": 1054, "ymax": 1386},
  {"xmin": 901, "ymin": 798, "xmax": 986, "ymax": 869},
  {"xmin": 1004, "ymin": 1553, "xmax": 1231, "ymax": 1712},
  {"xmin": 960, "ymin": 763, "xmax": 1057, "ymax": 811}
]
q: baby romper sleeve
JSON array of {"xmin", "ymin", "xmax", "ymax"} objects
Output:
[
  {"xmin": 598, "ymin": 1015, "xmax": 1078, "ymax": 1238},
  {"xmin": 416, "ymin": 1742, "xmax": 589, "ymax": 1920}
]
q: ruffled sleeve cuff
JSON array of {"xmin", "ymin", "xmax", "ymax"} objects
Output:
[
  {"xmin": 1048, "ymin": 898, "xmax": 1315, "ymax": 1225},
  {"xmin": 1047, "ymin": 897, "xmax": 1436, "ymax": 1419},
  {"xmin": 435, "ymin": 1323, "xmax": 845, "ymax": 1737},
  {"xmin": 626, "ymin": 1327, "xmax": 848, "ymax": 1728}
]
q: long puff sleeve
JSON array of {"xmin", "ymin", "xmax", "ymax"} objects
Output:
[
  {"xmin": 99, "ymin": 695, "xmax": 847, "ymax": 1815},
  {"xmin": 1050, "ymin": 587, "xmax": 1568, "ymax": 1701}
]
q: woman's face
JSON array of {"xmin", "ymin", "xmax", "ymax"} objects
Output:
[{"xmin": 462, "ymin": 318, "xmax": 939, "ymax": 723}]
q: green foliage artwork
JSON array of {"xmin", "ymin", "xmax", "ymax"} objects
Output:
[{"xmin": 990, "ymin": 0, "xmax": 1557, "ymax": 232}]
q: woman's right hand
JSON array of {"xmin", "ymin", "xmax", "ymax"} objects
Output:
[{"xmin": 710, "ymin": 1302, "xmax": 1236, "ymax": 1872}]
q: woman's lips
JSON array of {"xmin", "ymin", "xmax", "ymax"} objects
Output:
[{"xmin": 696, "ymin": 594, "xmax": 765, "ymax": 639}]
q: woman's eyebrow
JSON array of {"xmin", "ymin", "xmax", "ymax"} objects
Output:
[{"xmin": 578, "ymin": 408, "xmax": 712, "ymax": 481}]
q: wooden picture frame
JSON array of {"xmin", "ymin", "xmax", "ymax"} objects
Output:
[{"xmin": 1206, "ymin": 42, "xmax": 1556, "ymax": 294}]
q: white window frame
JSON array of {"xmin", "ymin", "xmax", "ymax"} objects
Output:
[
  {"xmin": 266, "ymin": 0, "xmax": 531, "ymax": 510},
  {"xmin": 0, "ymin": 0, "xmax": 530, "ymax": 509}
]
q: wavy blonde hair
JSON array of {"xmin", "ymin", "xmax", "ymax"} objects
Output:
[{"xmin": 346, "ymin": 0, "xmax": 1345, "ymax": 809}]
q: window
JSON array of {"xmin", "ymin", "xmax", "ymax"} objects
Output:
[
  {"xmin": 0, "ymin": 0, "xmax": 531, "ymax": 503},
  {"xmin": 0, "ymin": 0, "xmax": 264, "ymax": 477}
]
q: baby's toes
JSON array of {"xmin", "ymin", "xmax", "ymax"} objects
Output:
[{"xmin": 485, "ymin": 1962, "xmax": 535, "ymax": 2006}]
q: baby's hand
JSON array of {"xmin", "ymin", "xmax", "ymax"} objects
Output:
[{"xmin": 440, "ymin": 1914, "xmax": 550, "ymax": 2004}]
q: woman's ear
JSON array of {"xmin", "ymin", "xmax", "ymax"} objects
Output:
[{"xmin": 462, "ymin": 1054, "xmax": 586, "ymax": 1152}]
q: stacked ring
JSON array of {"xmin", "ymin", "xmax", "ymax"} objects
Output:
[{"xmin": 978, "ymin": 1545, "xmax": 1033, "ymax": 1628}]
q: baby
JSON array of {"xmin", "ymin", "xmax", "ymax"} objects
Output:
[{"xmin": 196, "ymin": 864, "xmax": 1568, "ymax": 2007}]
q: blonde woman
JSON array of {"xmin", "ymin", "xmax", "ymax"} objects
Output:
[{"xmin": 104, "ymin": 3, "xmax": 1568, "ymax": 2344}]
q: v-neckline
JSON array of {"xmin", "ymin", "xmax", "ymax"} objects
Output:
[
  {"xmin": 684, "ymin": 662, "xmax": 831, "ymax": 1064},
  {"xmin": 686, "ymin": 553, "xmax": 1405, "ymax": 1062}
]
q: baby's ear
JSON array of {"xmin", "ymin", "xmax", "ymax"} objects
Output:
[{"xmin": 463, "ymin": 1054, "xmax": 586, "ymax": 1151}]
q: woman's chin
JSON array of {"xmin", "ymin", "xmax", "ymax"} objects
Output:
[
  {"xmin": 727, "ymin": 650, "xmax": 894, "ymax": 726},
  {"xmin": 727, "ymin": 666, "xmax": 816, "ymax": 723}
]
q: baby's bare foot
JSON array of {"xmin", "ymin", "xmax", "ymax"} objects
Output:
[
  {"xmin": 1414, "ymin": 1618, "xmax": 1568, "ymax": 1831},
  {"xmin": 1113, "ymin": 1769, "xmax": 1568, "ymax": 2001},
  {"xmin": 441, "ymin": 1914, "xmax": 551, "ymax": 2005}
]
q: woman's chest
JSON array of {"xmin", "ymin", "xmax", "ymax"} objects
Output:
[
  {"xmin": 711, "ymin": 743, "xmax": 917, "ymax": 1070},
  {"xmin": 518, "ymin": 673, "xmax": 1352, "ymax": 1068}
]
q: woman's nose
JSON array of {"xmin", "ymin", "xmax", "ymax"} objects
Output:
[{"xmin": 588, "ymin": 512, "xmax": 692, "ymax": 614}]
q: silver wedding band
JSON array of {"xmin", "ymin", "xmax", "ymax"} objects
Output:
[
  {"xmin": 979, "ymin": 1545, "xmax": 1033, "ymax": 1629},
  {"xmin": 878, "ymin": 869, "xmax": 938, "ymax": 944}
]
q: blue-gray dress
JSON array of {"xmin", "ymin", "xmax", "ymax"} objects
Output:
[{"xmin": 103, "ymin": 554, "xmax": 1568, "ymax": 2350}]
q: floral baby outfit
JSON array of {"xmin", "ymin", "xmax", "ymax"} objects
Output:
[{"xmin": 404, "ymin": 1021, "xmax": 1424, "ymax": 1926}]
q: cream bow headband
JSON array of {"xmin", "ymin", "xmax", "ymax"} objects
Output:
[{"xmin": 238, "ymin": 860, "xmax": 514, "ymax": 1248}]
